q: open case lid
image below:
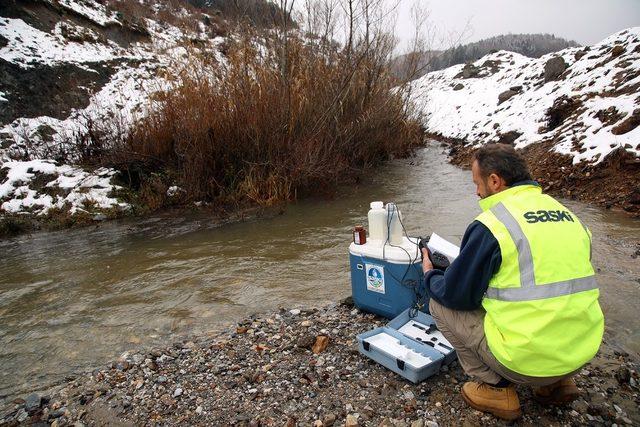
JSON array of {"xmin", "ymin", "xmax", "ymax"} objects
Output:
[
  {"xmin": 357, "ymin": 326, "xmax": 444, "ymax": 383},
  {"xmin": 387, "ymin": 308, "xmax": 457, "ymax": 364}
]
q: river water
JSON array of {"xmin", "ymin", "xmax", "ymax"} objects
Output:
[{"xmin": 1, "ymin": 144, "xmax": 639, "ymax": 404}]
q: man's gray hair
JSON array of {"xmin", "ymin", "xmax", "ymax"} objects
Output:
[{"xmin": 472, "ymin": 144, "xmax": 532, "ymax": 186}]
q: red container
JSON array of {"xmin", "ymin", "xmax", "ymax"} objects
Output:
[{"xmin": 353, "ymin": 225, "xmax": 367, "ymax": 245}]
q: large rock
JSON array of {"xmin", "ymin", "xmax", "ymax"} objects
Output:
[
  {"xmin": 498, "ymin": 90, "xmax": 518, "ymax": 105},
  {"xmin": 611, "ymin": 45, "xmax": 625, "ymax": 57},
  {"xmin": 496, "ymin": 131, "xmax": 522, "ymax": 145},
  {"xmin": 544, "ymin": 56, "xmax": 568, "ymax": 82},
  {"xmin": 460, "ymin": 63, "xmax": 479, "ymax": 79}
]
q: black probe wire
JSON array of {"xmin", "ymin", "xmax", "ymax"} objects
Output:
[{"xmin": 381, "ymin": 204, "xmax": 426, "ymax": 318}]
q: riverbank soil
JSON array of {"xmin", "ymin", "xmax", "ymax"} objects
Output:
[
  {"xmin": 429, "ymin": 136, "xmax": 640, "ymax": 217},
  {"xmin": 2, "ymin": 300, "xmax": 638, "ymax": 426}
]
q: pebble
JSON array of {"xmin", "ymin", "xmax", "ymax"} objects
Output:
[
  {"xmin": 345, "ymin": 414, "xmax": 358, "ymax": 426},
  {"xmin": 160, "ymin": 394, "xmax": 174, "ymax": 406},
  {"xmin": 24, "ymin": 393, "xmax": 41, "ymax": 413},
  {"xmin": 289, "ymin": 309, "xmax": 301, "ymax": 315},
  {"xmin": 312, "ymin": 335, "xmax": 330, "ymax": 354},
  {"xmin": 5, "ymin": 302, "xmax": 638, "ymax": 426},
  {"xmin": 16, "ymin": 409, "xmax": 28, "ymax": 423},
  {"xmin": 50, "ymin": 407, "xmax": 66, "ymax": 418},
  {"xmin": 323, "ymin": 413, "xmax": 336, "ymax": 426},
  {"xmin": 571, "ymin": 399, "xmax": 589, "ymax": 413}
]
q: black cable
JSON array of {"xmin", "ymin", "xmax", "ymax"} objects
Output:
[{"xmin": 381, "ymin": 203, "xmax": 428, "ymax": 318}]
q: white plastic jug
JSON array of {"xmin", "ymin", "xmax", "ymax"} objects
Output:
[
  {"xmin": 386, "ymin": 202, "xmax": 403, "ymax": 246},
  {"xmin": 368, "ymin": 201, "xmax": 387, "ymax": 243}
]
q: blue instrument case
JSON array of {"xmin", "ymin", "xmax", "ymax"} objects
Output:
[{"xmin": 357, "ymin": 308, "xmax": 456, "ymax": 383}]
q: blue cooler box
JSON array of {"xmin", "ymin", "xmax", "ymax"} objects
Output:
[
  {"xmin": 349, "ymin": 237, "xmax": 424, "ymax": 319},
  {"xmin": 357, "ymin": 308, "xmax": 457, "ymax": 383}
]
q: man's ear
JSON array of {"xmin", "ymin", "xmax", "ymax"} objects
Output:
[
  {"xmin": 487, "ymin": 173, "xmax": 502, "ymax": 190},
  {"xmin": 488, "ymin": 173, "xmax": 505, "ymax": 190}
]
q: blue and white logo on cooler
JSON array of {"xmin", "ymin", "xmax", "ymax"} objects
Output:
[{"xmin": 365, "ymin": 263, "xmax": 385, "ymax": 294}]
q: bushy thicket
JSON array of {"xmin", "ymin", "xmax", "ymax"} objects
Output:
[{"xmin": 82, "ymin": 33, "xmax": 423, "ymax": 208}]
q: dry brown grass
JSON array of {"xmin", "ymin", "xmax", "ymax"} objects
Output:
[{"xmin": 81, "ymin": 32, "xmax": 424, "ymax": 210}]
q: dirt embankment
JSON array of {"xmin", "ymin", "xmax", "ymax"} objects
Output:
[
  {"xmin": 0, "ymin": 0, "xmax": 150, "ymax": 128},
  {"xmin": 427, "ymin": 134, "xmax": 640, "ymax": 217},
  {"xmin": 1, "ymin": 300, "xmax": 638, "ymax": 426}
]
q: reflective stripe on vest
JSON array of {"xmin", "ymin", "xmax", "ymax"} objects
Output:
[{"xmin": 485, "ymin": 202, "xmax": 598, "ymax": 301}]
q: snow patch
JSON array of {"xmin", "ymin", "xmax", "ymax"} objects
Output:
[
  {"xmin": 410, "ymin": 27, "xmax": 640, "ymax": 165},
  {"xmin": 54, "ymin": 0, "xmax": 121, "ymax": 27},
  {"xmin": 0, "ymin": 160, "xmax": 128, "ymax": 215},
  {"xmin": 0, "ymin": 17, "xmax": 122, "ymax": 68}
]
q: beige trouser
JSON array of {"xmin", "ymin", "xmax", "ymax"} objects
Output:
[{"xmin": 429, "ymin": 299, "xmax": 578, "ymax": 387}]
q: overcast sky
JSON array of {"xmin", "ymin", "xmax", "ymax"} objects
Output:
[{"xmin": 393, "ymin": 0, "xmax": 640, "ymax": 51}]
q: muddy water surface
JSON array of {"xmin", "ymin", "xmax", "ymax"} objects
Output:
[{"xmin": 1, "ymin": 144, "xmax": 639, "ymax": 405}]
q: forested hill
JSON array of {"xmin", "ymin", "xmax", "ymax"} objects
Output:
[{"xmin": 392, "ymin": 33, "xmax": 579, "ymax": 81}]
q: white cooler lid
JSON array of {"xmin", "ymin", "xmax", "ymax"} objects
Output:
[{"xmin": 349, "ymin": 237, "xmax": 421, "ymax": 264}]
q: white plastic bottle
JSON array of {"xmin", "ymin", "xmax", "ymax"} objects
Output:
[
  {"xmin": 386, "ymin": 202, "xmax": 403, "ymax": 245},
  {"xmin": 368, "ymin": 201, "xmax": 387, "ymax": 243}
]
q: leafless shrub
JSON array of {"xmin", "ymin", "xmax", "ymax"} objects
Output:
[{"xmin": 73, "ymin": 1, "xmax": 426, "ymax": 210}]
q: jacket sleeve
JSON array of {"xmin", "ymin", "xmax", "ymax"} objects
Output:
[{"xmin": 424, "ymin": 220, "xmax": 502, "ymax": 310}]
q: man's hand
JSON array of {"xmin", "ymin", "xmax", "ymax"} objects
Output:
[{"xmin": 421, "ymin": 248, "xmax": 433, "ymax": 273}]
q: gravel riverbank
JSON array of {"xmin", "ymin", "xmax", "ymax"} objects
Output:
[{"xmin": 2, "ymin": 299, "xmax": 639, "ymax": 426}]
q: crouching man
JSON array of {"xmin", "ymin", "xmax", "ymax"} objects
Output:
[{"xmin": 421, "ymin": 144, "xmax": 604, "ymax": 421}]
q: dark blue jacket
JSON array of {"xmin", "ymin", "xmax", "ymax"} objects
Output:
[{"xmin": 424, "ymin": 182, "xmax": 539, "ymax": 310}]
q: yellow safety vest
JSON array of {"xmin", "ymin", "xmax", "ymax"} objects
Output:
[{"xmin": 476, "ymin": 184, "xmax": 604, "ymax": 377}]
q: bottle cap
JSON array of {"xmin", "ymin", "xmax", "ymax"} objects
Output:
[{"xmin": 370, "ymin": 201, "xmax": 384, "ymax": 209}]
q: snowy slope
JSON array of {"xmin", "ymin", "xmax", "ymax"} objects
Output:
[
  {"xmin": 0, "ymin": 0, "xmax": 226, "ymax": 218},
  {"xmin": 410, "ymin": 27, "xmax": 640, "ymax": 165}
]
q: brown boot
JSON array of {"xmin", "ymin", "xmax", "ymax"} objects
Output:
[
  {"xmin": 533, "ymin": 377, "xmax": 580, "ymax": 405},
  {"xmin": 461, "ymin": 381, "xmax": 522, "ymax": 421}
]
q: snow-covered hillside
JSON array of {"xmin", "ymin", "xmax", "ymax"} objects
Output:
[
  {"xmin": 410, "ymin": 27, "xmax": 640, "ymax": 165},
  {"xmin": 0, "ymin": 0, "xmax": 226, "ymax": 219}
]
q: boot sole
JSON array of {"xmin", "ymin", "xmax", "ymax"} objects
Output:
[{"xmin": 461, "ymin": 388, "xmax": 522, "ymax": 421}]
